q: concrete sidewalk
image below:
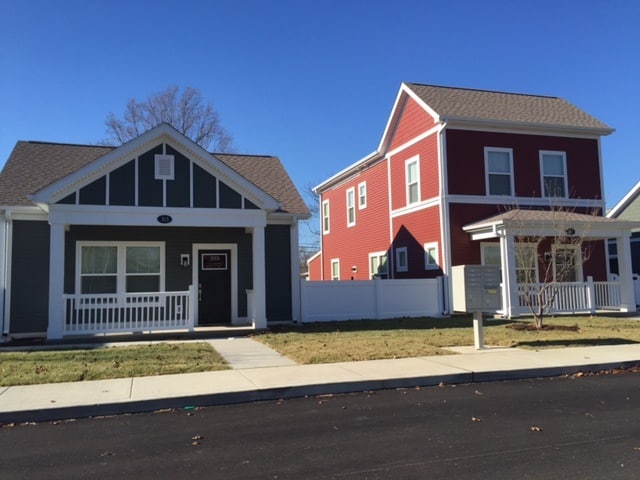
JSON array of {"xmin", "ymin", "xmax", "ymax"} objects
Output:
[{"xmin": 2, "ymin": 340, "xmax": 640, "ymax": 423}]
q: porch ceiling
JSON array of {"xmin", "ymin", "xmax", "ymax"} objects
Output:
[{"xmin": 463, "ymin": 209, "xmax": 640, "ymax": 240}]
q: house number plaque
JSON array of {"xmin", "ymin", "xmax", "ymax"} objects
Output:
[{"xmin": 157, "ymin": 215, "xmax": 173, "ymax": 224}]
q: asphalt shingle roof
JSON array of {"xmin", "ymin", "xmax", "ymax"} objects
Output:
[
  {"xmin": 0, "ymin": 141, "xmax": 309, "ymax": 216},
  {"xmin": 406, "ymin": 83, "xmax": 613, "ymax": 131}
]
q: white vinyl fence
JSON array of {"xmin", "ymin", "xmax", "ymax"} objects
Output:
[{"xmin": 300, "ymin": 278, "xmax": 445, "ymax": 323}]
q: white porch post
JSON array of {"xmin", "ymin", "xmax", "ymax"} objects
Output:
[
  {"xmin": 47, "ymin": 222, "xmax": 66, "ymax": 339},
  {"xmin": 500, "ymin": 233, "xmax": 519, "ymax": 319},
  {"xmin": 251, "ymin": 225, "xmax": 267, "ymax": 329},
  {"xmin": 616, "ymin": 233, "xmax": 637, "ymax": 312},
  {"xmin": 290, "ymin": 222, "xmax": 301, "ymax": 322}
]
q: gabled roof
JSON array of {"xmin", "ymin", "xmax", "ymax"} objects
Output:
[
  {"xmin": 0, "ymin": 125, "xmax": 309, "ymax": 216},
  {"xmin": 404, "ymin": 83, "xmax": 614, "ymax": 133},
  {"xmin": 607, "ymin": 180, "xmax": 640, "ymax": 221}
]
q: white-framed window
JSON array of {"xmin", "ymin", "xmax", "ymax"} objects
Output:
[
  {"xmin": 485, "ymin": 147, "xmax": 514, "ymax": 196},
  {"xmin": 405, "ymin": 156, "xmax": 420, "ymax": 205},
  {"xmin": 424, "ymin": 242, "xmax": 439, "ymax": 270},
  {"xmin": 77, "ymin": 242, "xmax": 164, "ymax": 294},
  {"xmin": 540, "ymin": 151, "xmax": 568, "ymax": 198},
  {"xmin": 322, "ymin": 199, "xmax": 330, "ymax": 234},
  {"xmin": 346, "ymin": 187, "xmax": 356, "ymax": 227},
  {"xmin": 330, "ymin": 258, "xmax": 340, "ymax": 280},
  {"xmin": 395, "ymin": 247, "xmax": 408, "ymax": 272},
  {"xmin": 369, "ymin": 252, "xmax": 388, "ymax": 279},
  {"xmin": 515, "ymin": 243, "xmax": 539, "ymax": 284},
  {"xmin": 358, "ymin": 182, "xmax": 367, "ymax": 209},
  {"xmin": 552, "ymin": 244, "xmax": 582, "ymax": 282}
]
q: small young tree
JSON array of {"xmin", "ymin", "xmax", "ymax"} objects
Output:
[
  {"xmin": 104, "ymin": 85, "xmax": 233, "ymax": 152},
  {"xmin": 511, "ymin": 207, "xmax": 595, "ymax": 329}
]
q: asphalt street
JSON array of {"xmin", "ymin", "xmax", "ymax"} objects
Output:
[{"xmin": 1, "ymin": 372, "xmax": 639, "ymax": 479}]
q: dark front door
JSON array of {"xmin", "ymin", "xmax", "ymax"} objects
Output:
[{"xmin": 198, "ymin": 250, "xmax": 231, "ymax": 324}]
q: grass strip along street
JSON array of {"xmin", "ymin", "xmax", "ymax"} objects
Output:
[{"xmin": 0, "ymin": 315, "xmax": 638, "ymax": 386}]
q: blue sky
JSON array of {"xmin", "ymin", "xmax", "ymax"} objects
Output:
[{"xmin": 1, "ymin": 0, "xmax": 639, "ymax": 246}]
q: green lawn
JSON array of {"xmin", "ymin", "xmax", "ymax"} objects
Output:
[
  {"xmin": 0, "ymin": 342, "xmax": 229, "ymax": 386},
  {"xmin": 253, "ymin": 315, "xmax": 640, "ymax": 364}
]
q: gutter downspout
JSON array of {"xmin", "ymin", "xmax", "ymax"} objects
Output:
[{"xmin": 436, "ymin": 121, "xmax": 451, "ymax": 314}]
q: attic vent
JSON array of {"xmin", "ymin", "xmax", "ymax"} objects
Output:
[{"xmin": 154, "ymin": 154, "xmax": 175, "ymax": 180}]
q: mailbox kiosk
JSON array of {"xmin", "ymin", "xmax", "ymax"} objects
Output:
[{"xmin": 451, "ymin": 265, "xmax": 501, "ymax": 349}]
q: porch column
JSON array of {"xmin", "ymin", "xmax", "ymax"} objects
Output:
[
  {"xmin": 499, "ymin": 232, "xmax": 519, "ymax": 318},
  {"xmin": 251, "ymin": 225, "xmax": 267, "ymax": 329},
  {"xmin": 290, "ymin": 222, "xmax": 301, "ymax": 322},
  {"xmin": 616, "ymin": 232, "xmax": 637, "ymax": 312},
  {"xmin": 47, "ymin": 222, "xmax": 66, "ymax": 339}
]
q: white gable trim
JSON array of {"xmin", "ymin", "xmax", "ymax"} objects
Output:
[
  {"xmin": 607, "ymin": 180, "xmax": 640, "ymax": 219},
  {"xmin": 30, "ymin": 124, "xmax": 279, "ymax": 211}
]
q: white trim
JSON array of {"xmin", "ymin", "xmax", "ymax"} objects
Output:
[
  {"xmin": 445, "ymin": 194, "xmax": 604, "ymax": 210},
  {"xmin": 368, "ymin": 251, "xmax": 388, "ymax": 279},
  {"xmin": 395, "ymin": 246, "xmax": 408, "ymax": 272},
  {"xmin": 391, "ymin": 196, "xmax": 440, "ymax": 218},
  {"xmin": 358, "ymin": 181, "xmax": 367, "ymax": 210},
  {"xmin": 346, "ymin": 187, "xmax": 356, "ymax": 227},
  {"xmin": 192, "ymin": 243, "xmax": 239, "ymax": 325},
  {"xmin": 405, "ymin": 155, "xmax": 421, "ymax": 206},
  {"xmin": 385, "ymin": 123, "xmax": 443, "ymax": 159},
  {"xmin": 539, "ymin": 150, "xmax": 568, "ymax": 198},
  {"xmin": 47, "ymin": 204, "xmax": 267, "ymax": 228},
  {"xmin": 424, "ymin": 242, "xmax": 439, "ymax": 270},
  {"xmin": 607, "ymin": 179, "xmax": 640, "ymax": 218},
  {"xmin": 75, "ymin": 241, "xmax": 166, "ymax": 295},
  {"xmin": 330, "ymin": 258, "xmax": 340, "ymax": 280},
  {"xmin": 154, "ymin": 154, "xmax": 175, "ymax": 180},
  {"xmin": 321, "ymin": 199, "xmax": 330, "ymax": 234},
  {"xmin": 484, "ymin": 147, "xmax": 514, "ymax": 196}
]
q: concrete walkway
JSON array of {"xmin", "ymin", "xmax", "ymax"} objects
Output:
[{"xmin": 2, "ymin": 339, "xmax": 640, "ymax": 423}]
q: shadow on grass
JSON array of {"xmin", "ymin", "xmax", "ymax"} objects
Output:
[
  {"xmin": 513, "ymin": 338, "xmax": 639, "ymax": 349},
  {"xmin": 264, "ymin": 315, "xmax": 516, "ymax": 334}
]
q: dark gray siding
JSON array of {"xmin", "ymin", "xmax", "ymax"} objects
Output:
[
  {"xmin": 138, "ymin": 145, "xmax": 164, "ymax": 207},
  {"xmin": 79, "ymin": 176, "xmax": 106, "ymax": 205},
  {"xmin": 65, "ymin": 226, "xmax": 253, "ymax": 316},
  {"xmin": 109, "ymin": 160, "xmax": 136, "ymax": 205},
  {"xmin": 10, "ymin": 220, "xmax": 50, "ymax": 334},
  {"xmin": 265, "ymin": 225, "xmax": 292, "ymax": 321},
  {"xmin": 166, "ymin": 146, "xmax": 190, "ymax": 207},
  {"xmin": 193, "ymin": 163, "xmax": 217, "ymax": 208},
  {"xmin": 219, "ymin": 181, "xmax": 242, "ymax": 208}
]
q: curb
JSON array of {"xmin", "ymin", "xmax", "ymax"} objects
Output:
[{"xmin": 3, "ymin": 360, "xmax": 638, "ymax": 424}]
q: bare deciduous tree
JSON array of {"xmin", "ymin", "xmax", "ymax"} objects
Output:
[
  {"xmin": 511, "ymin": 206, "xmax": 597, "ymax": 329},
  {"xmin": 104, "ymin": 85, "xmax": 233, "ymax": 152}
]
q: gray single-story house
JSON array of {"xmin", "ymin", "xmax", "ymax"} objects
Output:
[{"xmin": 0, "ymin": 123, "xmax": 309, "ymax": 340}]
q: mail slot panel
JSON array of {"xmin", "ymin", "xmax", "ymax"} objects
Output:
[{"xmin": 451, "ymin": 265, "xmax": 501, "ymax": 313}]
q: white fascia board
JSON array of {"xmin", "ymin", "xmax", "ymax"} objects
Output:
[
  {"xmin": 47, "ymin": 204, "xmax": 267, "ymax": 228},
  {"xmin": 30, "ymin": 123, "xmax": 280, "ymax": 212},
  {"xmin": 607, "ymin": 180, "xmax": 640, "ymax": 218},
  {"xmin": 442, "ymin": 117, "xmax": 614, "ymax": 138},
  {"xmin": 377, "ymin": 83, "xmax": 442, "ymax": 154},
  {"xmin": 313, "ymin": 151, "xmax": 381, "ymax": 193},
  {"xmin": 447, "ymin": 194, "xmax": 604, "ymax": 210}
]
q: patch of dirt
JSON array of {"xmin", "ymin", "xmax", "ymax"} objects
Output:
[{"xmin": 506, "ymin": 323, "xmax": 579, "ymax": 332}]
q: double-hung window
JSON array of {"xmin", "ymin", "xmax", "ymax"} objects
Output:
[
  {"xmin": 322, "ymin": 199, "xmax": 330, "ymax": 234},
  {"xmin": 331, "ymin": 258, "xmax": 340, "ymax": 280},
  {"xmin": 485, "ymin": 147, "xmax": 514, "ymax": 196},
  {"xmin": 406, "ymin": 157, "xmax": 420, "ymax": 205},
  {"xmin": 78, "ymin": 242, "xmax": 164, "ymax": 294},
  {"xmin": 424, "ymin": 242, "xmax": 439, "ymax": 270},
  {"xmin": 346, "ymin": 188, "xmax": 356, "ymax": 227},
  {"xmin": 369, "ymin": 252, "xmax": 388, "ymax": 279},
  {"xmin": 540, "ymin": 151, "xmax": 567, "ymax": 198},
  {"xmin": 395, "ymin": 247, "xmax": 408, "ymax": 272},
  {"xmin": 358, "ymin": 182, "xmax": 367, "ymax": 209}
]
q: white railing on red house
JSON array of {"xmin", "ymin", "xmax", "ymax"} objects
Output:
[
  {"xmin": 516, "ymin": 277, "xmax": 622, "ymax": 315},
  {"xmin": 62, "ymin": 288, "xmax": 194, "ymax": 335}
]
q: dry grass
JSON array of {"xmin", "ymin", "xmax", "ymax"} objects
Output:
[
  {"xmin": 0, "ymin": 342, "xmax": 229, "ymax": 386},
  {"xmin": 253, "ymin": 315, "xmax": 640, "ymax": 364}
]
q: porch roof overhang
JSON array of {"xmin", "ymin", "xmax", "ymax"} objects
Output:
[{"xmin": 463, "ymin": 209, "xmax": 640, "ymax": 241}]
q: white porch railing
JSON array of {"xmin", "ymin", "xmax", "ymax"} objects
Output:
[
  {"xmin": 62, "ymin": 289, "xmax": 193, "ymax": 335},
  {"xmin": 516, "ymin": 277, "xmax": 622, "ymax": 315}
]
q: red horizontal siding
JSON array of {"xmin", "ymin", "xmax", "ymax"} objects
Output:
[
  {"xmin": 388, "ymin": 96, "xmax": 437, "ymax": 151},
  {"xmin": 389, "ymin": 134, "xmax": 440, "ymax": 211},
  {"xmin": 320, "ymin": 160, "xmax": 391, "ymax": 280},
  {"xmin": 446, "ymin": 130, "xmax": 602, "ymax": 199}
]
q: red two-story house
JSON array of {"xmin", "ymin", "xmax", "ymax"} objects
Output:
[{"xmin": 310, "ymin": 83, "xmax": 638, "ymax": 317}]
